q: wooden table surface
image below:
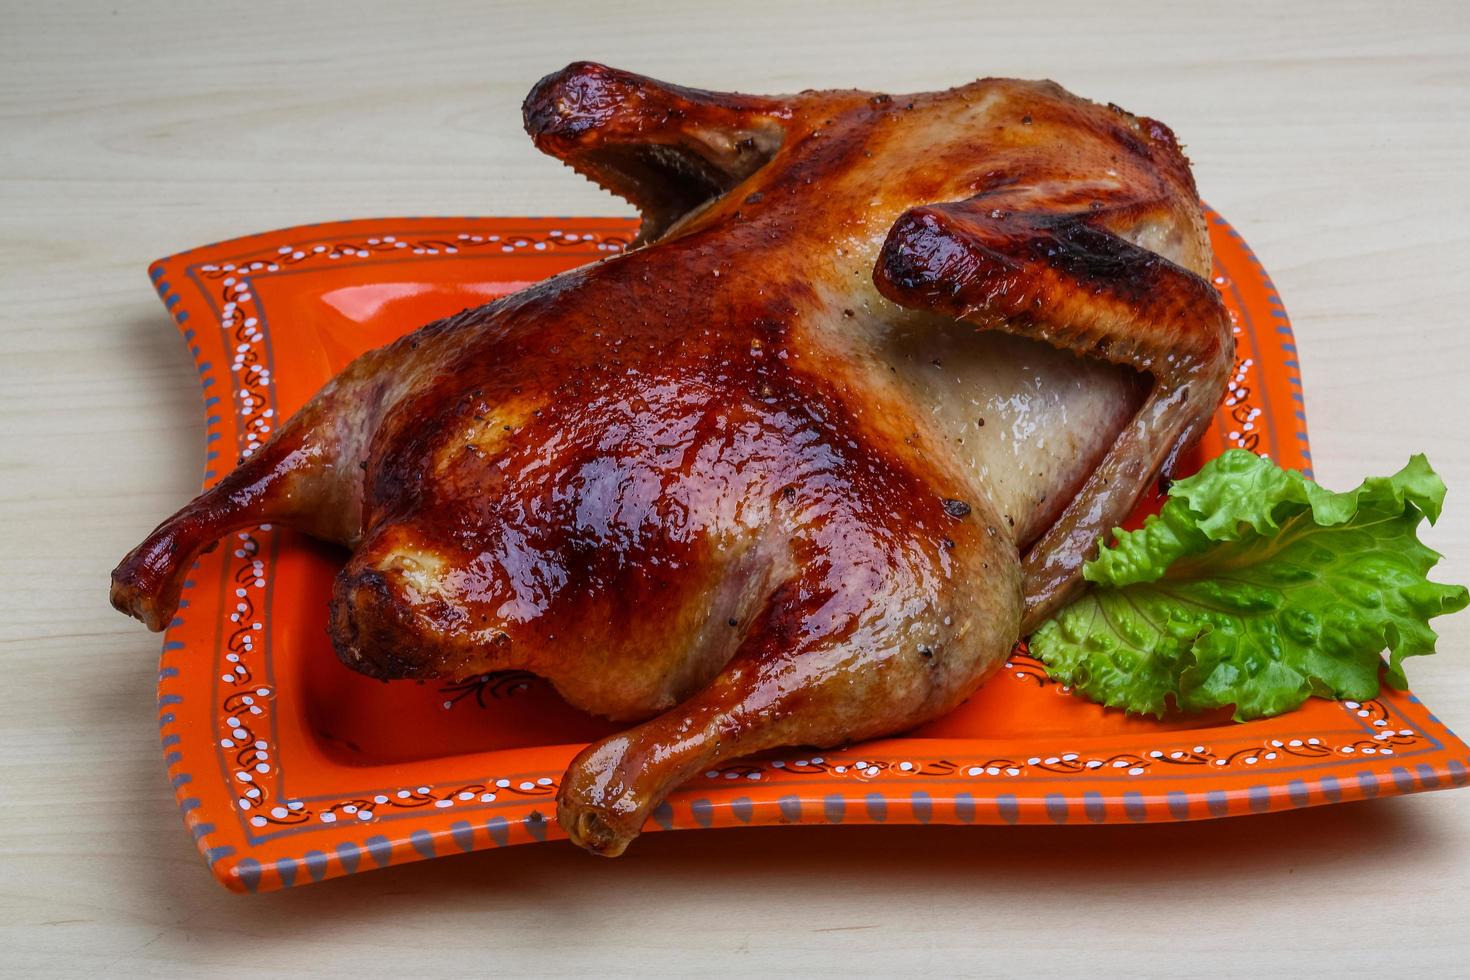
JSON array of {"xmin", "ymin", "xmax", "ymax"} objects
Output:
[{"xmin": 4, "ymin": 2, "xmax": 1469, "ymax": 975}]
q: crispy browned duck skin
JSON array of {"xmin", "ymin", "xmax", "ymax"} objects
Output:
[{"xmin": 113, "ymin": 63, "xmax": 1230, "ymax": 855}]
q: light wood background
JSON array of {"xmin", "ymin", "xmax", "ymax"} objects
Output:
[{"xmin": 3, "ymin": 2, "xmax": 1469, "ymax": 976}]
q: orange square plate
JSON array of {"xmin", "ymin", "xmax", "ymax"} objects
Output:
[{"xmin": 145, "ymin": 210, "xmax": 1470, "ymax": 893}]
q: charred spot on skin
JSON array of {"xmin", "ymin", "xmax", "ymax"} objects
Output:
[
  {"xmin": 728, "ymin": 618, "xmax": 739, "ymax": 627},
  {"xmin": 1021, "ymin": 114, "xmax": 1033, "ymax": 125},
  {"xmin": 918, "ymin": 644, "xmax": 934, "ymax": 659},
  {"xmin": 942, "ymin": 537, "xmax": 956, "ymax": 550},
  {"xmin": 869, "ymin": 93, "xmax": 891, "ymax": 106},
  {"xmin": 941, "ymin": 498, "xmax": 972, "ymax": 519},
  {"xmin": 1145, "ymin": 118, "xmax": 1179, "ymax": 148}
]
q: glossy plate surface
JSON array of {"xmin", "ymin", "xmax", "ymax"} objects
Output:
[{"xmin": 146, "ymin": 211, "xmax": 1470, "ymax": 893}]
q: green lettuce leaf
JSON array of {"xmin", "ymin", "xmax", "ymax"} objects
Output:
[{"xmin": 1029, "ymin": 451, "xmax": 1467, "ymax": 720}]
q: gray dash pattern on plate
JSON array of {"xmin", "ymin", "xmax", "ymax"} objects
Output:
[
  {"xmin": 336, "ymin": 841, "xmax": 362, "ymax": 874},
  {"xmin": 1167, "ymin": 791, "xmax": 1189, "ymax": 819},
  {"xmin": 1083, "ymin": 792, "xmax": 1106, "ymax": 823},
  {"xmin": 365, "ymin": 834, "xmax": 393, "ymax": 868},
  {"xmin": 303, "ymin": 850, "xmax": 329, "ymax": 882},
  {"xmin": 650, "ymin": 801, "xmax": 674, "ymax": 830},
  {"xmin": 1123, "ymin": 792, "xmax": 1146, "ymax": 821},
  {"xmin": 1391, "ymin": 767, "xmax": 1415, "ymax": 793},
  {"xmin": 910, "ymin": 792, "xmax": 932, "ymax": 824},
  {"xmin": 235, "ymin": 857, "xmax": 262, "ymax": 893},
  {"xmin": 525, "ymin": 811, "xmax": 548, "ymax": 841}
]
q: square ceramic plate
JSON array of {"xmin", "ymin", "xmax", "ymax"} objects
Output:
[{"xmin": 145, "ymin": 210, "xmax": 1470, "ymax": 893}]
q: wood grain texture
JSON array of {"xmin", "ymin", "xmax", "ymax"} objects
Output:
[{"xmin": 1, "ymin": 1, "xmax": 1467, "ymax": 975}]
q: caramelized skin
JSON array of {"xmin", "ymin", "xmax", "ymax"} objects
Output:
[{"xmin": 112, "ymin": 63, "xmax": 1230, "ymax": 855}]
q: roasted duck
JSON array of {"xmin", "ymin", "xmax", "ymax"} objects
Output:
[{"xmin": 113, "ymin": 63, "xmax": 1231, "ymax": 855}]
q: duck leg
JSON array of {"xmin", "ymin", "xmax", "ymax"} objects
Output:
[
  {"xmin": 557, "ymin": 498, "xmax": 1022, "ymax": 856},
  {"xmin": 110, "ymin": 349, "xmax": 390, "ymax": 631}
]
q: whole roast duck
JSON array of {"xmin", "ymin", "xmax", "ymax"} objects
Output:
[{"xmin": 113, "ymin": 63, "xmax": 1232, "ymax": 855}]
